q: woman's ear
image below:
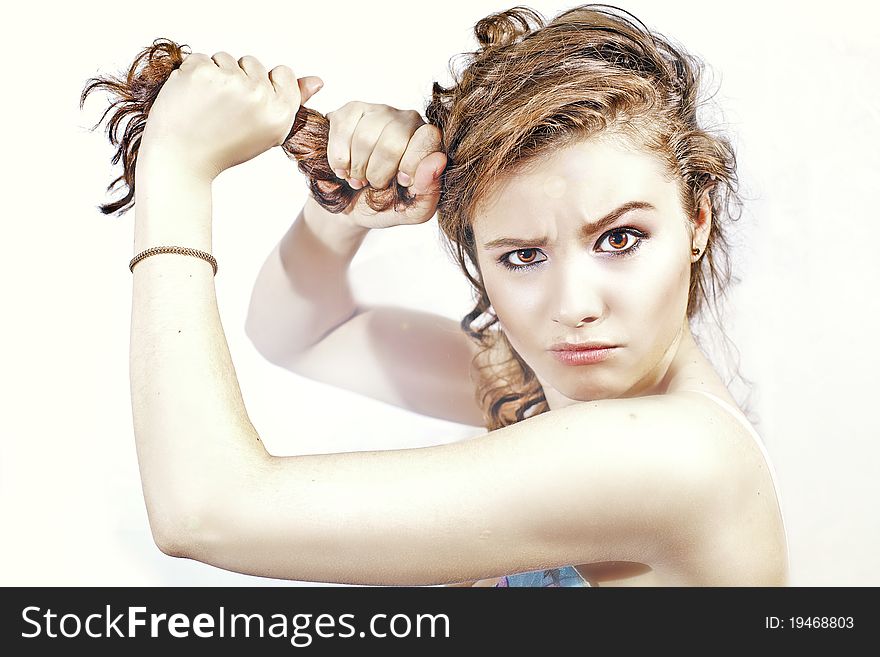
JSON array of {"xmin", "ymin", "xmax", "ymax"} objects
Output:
[{"xmin": 691, "ymin": 191, "xmax": 713, "ymax": 261}]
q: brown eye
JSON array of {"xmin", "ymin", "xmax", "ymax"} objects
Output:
[
  {"xmin": 500, "ymin": 248, "xmax": 547, "ymax": 270},
  {"xmin": 607, "ymin": 231, "xmax": 629, "ymax": 249},
  {"xmin": 597, "ymin": 228, "xmax": 645, "ymax": 255}
]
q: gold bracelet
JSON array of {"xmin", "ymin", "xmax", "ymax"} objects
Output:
[{"xmin": 129, "ymin": 246, "xmax": 218, "ymax": 276}]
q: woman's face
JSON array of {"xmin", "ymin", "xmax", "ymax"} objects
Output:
[{"xmin": 472, "ymin": 136, "xmax": 705, "ymax": 406}]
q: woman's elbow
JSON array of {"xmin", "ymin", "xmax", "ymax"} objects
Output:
[
  {"xmin": 147, "ymin": 502, "xmax": 212, "ymax": 560},
  {"xmin": 152, "ymin": 526, "xmax": 189, "ymax": 559}
]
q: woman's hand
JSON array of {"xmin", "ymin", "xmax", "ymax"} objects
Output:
[
  {"xmin": 140, "ymin": 51, "xmax": 324, "ymax": 182},
  {"xmin": 326, "ymin": 101, "xmax": 447, "ymax": 228}
]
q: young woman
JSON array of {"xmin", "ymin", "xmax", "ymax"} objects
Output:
[{"xmin": 83, "ymin": 4, "xmax": 788, "ymax": 586}]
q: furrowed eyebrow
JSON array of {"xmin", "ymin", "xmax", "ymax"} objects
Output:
[{"xmin": 481, "ymin": 201, "xmax": 656, "ymax": 250}]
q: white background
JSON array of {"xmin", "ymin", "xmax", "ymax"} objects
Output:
[{"xmin": 1, "ymin": 0, "xmax": 878, "ymax": 586}]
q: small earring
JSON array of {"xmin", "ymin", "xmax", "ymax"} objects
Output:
[{"xmin": 692, "ymin": 247, "xmax": 701, "ymax": 256}]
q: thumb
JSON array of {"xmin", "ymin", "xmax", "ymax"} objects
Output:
[
  {"xmin": 410, "ymin": 152, "xmax": 447, "ymax": 196},
  {"xmin": 297, "ymin": 76, "xmax": 324, "ymax": 105},
  {"xmin": 403, "ymin": 152, "xmax": 447, "ymax": 222}
]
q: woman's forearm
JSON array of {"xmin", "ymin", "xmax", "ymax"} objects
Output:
[
  {"xmin": 244, "ymin": 195, "xmax": 370, "ymax": 364},
  {"xmin": 130, "ymin": 148, "xmax": 268, "ymax": 552}
]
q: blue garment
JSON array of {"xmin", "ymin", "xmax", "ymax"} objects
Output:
[{"xmin": 495, "ymin": 565, "xmax": 589, "ymax": 587}]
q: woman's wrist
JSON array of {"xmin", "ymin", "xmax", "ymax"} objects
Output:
[
  {"xmin": 134, "ymin": 147, "xmax": 215, "ymax": 255},
  {"xmin": 302, "ymin": 195, "xmax": 371, "ymax": 257},
  {"xmin": 137, "ymin": 138, "xmax": 218, "ymax": 188}
]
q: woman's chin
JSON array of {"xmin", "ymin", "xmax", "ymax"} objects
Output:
[
  {"xmin": 546, "ymin": 379, "xmax": 627, "ymax": 404},
  {"xmin": 535, "ymin": 360, "xmax": 635, "ymax": 404}
]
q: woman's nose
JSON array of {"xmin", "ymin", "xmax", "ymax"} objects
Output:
[{"xmin": 551, "ymin": 263, "xmax": 605, "ymax": 328}]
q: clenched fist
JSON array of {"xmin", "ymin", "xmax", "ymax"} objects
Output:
[
  {"xmin": 325, "ymin": 101, "xmax": 447, "ymax": 228},
  {"xmin": 140, "ymin": 51, "xmax": 324, "ymax": 182}
]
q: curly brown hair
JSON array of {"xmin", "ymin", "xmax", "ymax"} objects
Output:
[{"xmin": 81, "ymin": 4, "xmax": 741, "ymax": 434}]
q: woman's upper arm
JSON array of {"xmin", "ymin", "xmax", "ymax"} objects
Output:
[
  {"xmin": 272, "ymin": 304, "xmax": 485, "ymax": 427},
  {"xmin": 180, "ymin": 392, "xmax": 783, "ymax": 586}
]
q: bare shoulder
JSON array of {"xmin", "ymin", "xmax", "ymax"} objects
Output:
[
  {"xmin": 502, "ymin": 392, "xmax": 789, "ymax": 585},
  {"xmin": 665, "ymin": 389, "xmax": 783, "ymax": 493},
  {"xmin": 660, "ymin": 390, "xmax": 790, "ymax": 585}
]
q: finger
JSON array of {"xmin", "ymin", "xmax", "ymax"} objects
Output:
[
  {"xmin": 237, "ymin": 54, "xmax": 268, "ymax": 81},
  {"xmin": 297, "ymin": 76, "xmax": 324, "ymax": 105},
  {"xmin": 394, "ymin": 152, "xmax": 447, "ymax": 224},
  {"xmin": 268, "ymin": 65, "xmax": 302, "ymax": 111},
  {"xmin": 349, "ymin": 110, "xmax": 395, "ymax": 185},
  {"xmin": 210, "ymin": 51, "xmax": 240, "ymax": 72},
  {"xmin": 409, "ymin": 151, "xmax": 447, "ymax": 196},
  {"xmin": 326, "ymin": 102, "xmax": 366, "ymax": 180},
  {"xmin": 179, "ymin": 52, "xmax": 211, "ymax": 71},
  {"xmin": 365, "ymin": 114, "xmax": 423, "ymax": 188},
  {"xmin": 398, "ymin": 123, "xmax": 442, "ymax": 187}
]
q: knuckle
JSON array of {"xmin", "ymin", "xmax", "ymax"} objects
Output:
[
  {"xmin": 190, "ymin": 63, "xmax": 214, "ymax": 78},
  {"xmin": 379, "ymin": 104, "xmax": 399, "ymax": 118},
  {"xmin": 244, "ymin": 79, "xmax": 264, "ymax": 95},
  {"xmin": 398, "ymin": 153, "xmax": 418, "ymax": 172},
  {"xmin": 413, "ymin": 122, "xmax": 437, "ymax": 137},
  {"xmin": 365, "ymin": 169, "xmax": 390, "ymax": 188},
  {"xmin": 374, "ymin": 138, "xmax": 402, "ymax": 160},
  {"xmin": 414, "ymin": 123, "xmax": 442, "ymax": 147},
  {"xmin": 351, "ymin": 130, "xmax": 374, "ymax": 152},
  {"xmin": 327, "ymin": 150, "xmax": 349, "ymax": 168},
  {"xmin": 179, "ymin": 54, "xmax": 211, "ymax": 76},
  {"xmin": 334, "ymin": 102, "xmax": 353, "ymax": 118}
]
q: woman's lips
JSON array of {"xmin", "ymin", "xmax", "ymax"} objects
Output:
[{"xmin": 549, "ymin": 346, "xmax": 617, "ymax": 365}]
